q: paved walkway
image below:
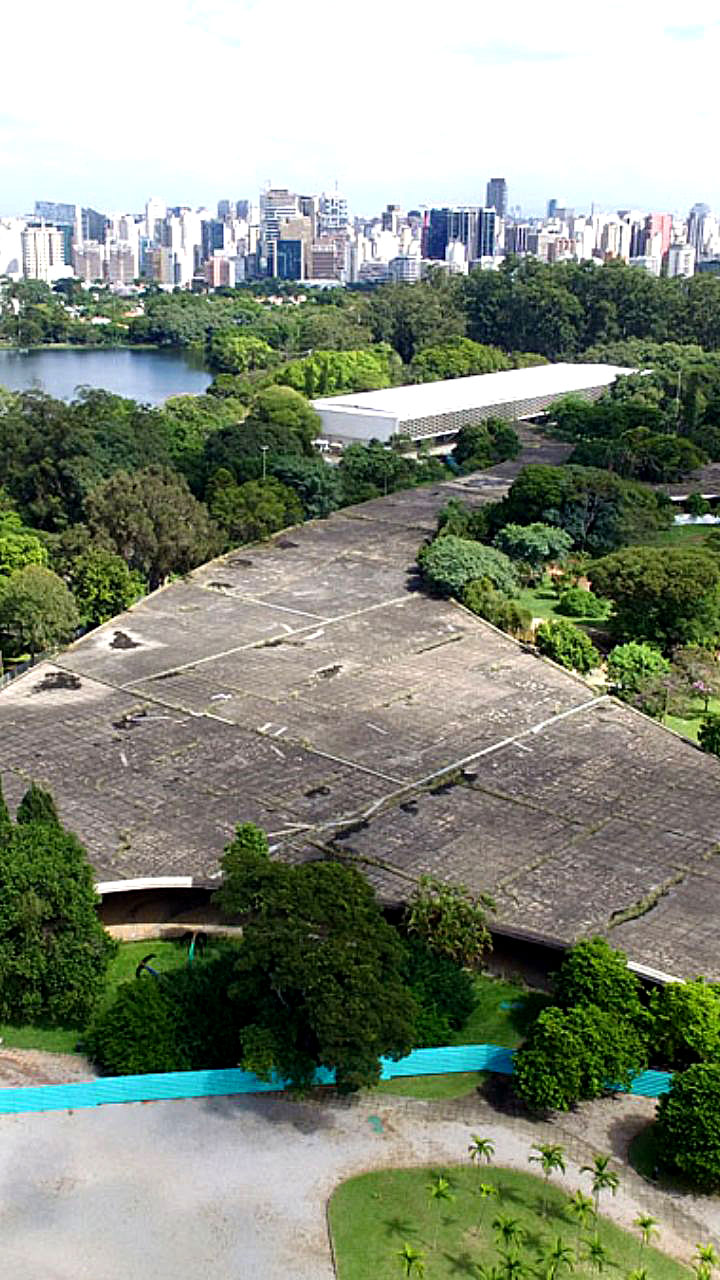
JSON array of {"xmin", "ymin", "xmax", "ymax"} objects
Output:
[{"xmin": 0, "ymin": 1089, "xmax": 717, "ymax": 1279}]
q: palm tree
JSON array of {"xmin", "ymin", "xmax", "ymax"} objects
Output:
[
  {"xmin": 583, "ymin": 1233, "xmax": 612, "ymax": 1276},
  {"xmin": 498, "ymin": 1250, "xmax": 528, "ymax": 1280},
  {"xmin": 529, "ymin": 1143, "xmax": 567, "ymax": 1217},
  {"xmin": 580, "ymin": 1155, "xmax": 620, "ymax": 1217},
  {"xmin": 537, "ymin": 1235, "xmax": 575, "ymax": 1280},
  {"xmin": 478, "ymin": 1181, "xmax": 498, "ymax": 1227},
  {"xmin": 566, "ymin": 1190, "xmax": 595, "ymax": 1239},
  {"xmin": 627, "ymin": 1268, "xmax": 650, "ymax": 1280},
  {"xmin": 492, "ymin": 1215, "xmax": 525, "ymax": 1255},
  {"xmin": 694, "ymin": 1245, "xmax": 719, "ymax": 1277},
  {"xmin": 634, "ymin": 1215, "xmax": 658, "ymax": 1263},
  {"xmin": 427, "ymin": 1173, "xmax": 454, "ymax": 1252},
  {"xmin": 397, "ymin": 1241, "xmax": 425, "ymax": 1277},
  {"xmin": 469, "ymin": 1134, "xmax": 496, "ymax": 1176}
]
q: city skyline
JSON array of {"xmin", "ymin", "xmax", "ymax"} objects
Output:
[{"xmin": 1, "ymin": 0, "xmax": 719, "ymax": 215}]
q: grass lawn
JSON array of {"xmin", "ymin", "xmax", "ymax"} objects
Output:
[
  {"xmin": 665, "ymin": 694, "xmax": 720, "ymax": 744},
  {"xmin": 515, "ymin": 579, "xmax": 611, "ymax": 628},
  {"xmin": 638, "ymin": 523, "xmax": 715, "ymax": 549},
  {"xmin": 375, "ymin": 975, "xmax": 550, "ymax": 1101},
  {"xmin": 0, "ymin": 939, "xmax": 193, "ymax": 1055},
  {"xmin": 329, "ymin": 1164, "xmax": 691, "ymax": 1280}
]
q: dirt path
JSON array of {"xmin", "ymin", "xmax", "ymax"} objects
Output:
[{"xmin": 0, "ymin": 1046, "xmax": 94, "ymax": 1088}]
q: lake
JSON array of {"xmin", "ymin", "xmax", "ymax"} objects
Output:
[{"xmin": 0, "ymin": 347, "xmax": 211, "ymax": 404}]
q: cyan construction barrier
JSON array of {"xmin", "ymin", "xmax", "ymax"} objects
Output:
[{"xmin": 0, "ymin": 1046, "xmax": 673, "ymax": 1117}]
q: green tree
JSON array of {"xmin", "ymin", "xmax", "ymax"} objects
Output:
[
  {"xmin": 556, "ymin": 587, "xmax": 607, "ymax": 619},
  {"xmin": 468, "ymin": 1134, "xmax": 495, "ymax": 1174},
  {"xmin": 565, "ymin": 1191, "xmax": 595, "ymax": 1238},
  {"xmin": 591, "ymin": 547, "xmax": 720, "ymax": 649},
  {"xmin": 514, "ymin": 1005, "xmax": 647, "ymax": 1113},
  {"xmin": 529, "ymin": 1143, "xmax": 567, "ymax": 1216},
  {"xmin": 633, "ymin": 1214, "xmax": 658, "ymax": 1263},
  {"xmin": 537, "ymin": 1236, "xmax": 575, "ymax": 1280},
  {"xmin": 451, "ymin": 420, "xmax": 521, "ymax": 473},
  {"xmin": 270, "ymin": 454, "xmax": 342, "ymax": 519},
  {"xmin": 16, "ymin": 782, "xmax": 60, "ymax": 826},
  {"xmin": 0, "ymin": 511, "xmax": 47, "ymax": 577},
  {"xmin": 582, "ymin": 1234, "xmax": 612, "ymax": 1276},
  {"xmin": 463, "ymin": 578, "xmax": 533, "ymax": 639},
  {"xmin": 277, "ymin": 345, "xmax": 402, "ymax": 397},
  {"xmin": 68, "ymin": 546, "xmax": 145, "ymax": 626},
  {"xmin": 656, "ymin": 1064, "xmax": 720, "ymax": 1189},
  {"xmin": 427, "ymin": 1174, "xmax": 454, "ymax": 1250},
  {"xmin": 493, "ymin": 523, "xmax": 574, "ymax": 575},
  {"xmin": 405, "ymin": 875, "xmax": 494, "ymax": 970},
  {"xmin": 418, "ymin": 536, "xmax": 518, "ymax": 598},
  {"xmin": 410, "ymin": 337, "xmax": 511, "ymax": 383},
  {"xmin": 213, "ymin": 825, "xmax": 417, "ymax": 1091},
  {"xmin": 652, "ymin": 979, "xmax": 720, "ymax": 1068},
  {"xmin": 492, "ymin": 1215, "xmax": 525, "ymax": 1254},
  {"xmin": 396, "ymin": 1241, "xmax": 425, "ymax": 1277},
  {"xmin": 206, "ymin": 330, "xmax": 276, "ymax": 374},
  {"xmin": 606, "ymin": 643, "xmax": 670, "ymax": 701},
  {"xmin": 698, "ymin": 712, "xmax": 720, "ymax": 757},
  {"xmin": 0, "ymin": 786, "xmax": 116, "ymax": 1026},
  {"xmin": 87, "ymin": 466, "xmax": 218, "ymax": 590},
  {"xmin": 0, "ymin": 564, "xmax": 79, "ymax": 659},
  {"xmin": 580, "ymin": 1156, "xmax": 619, "ymax": 1217},
  {"xmin": 535, "ymin": 619, "xmax": 599, "ymax": 673},
  {"xmin": 553, "ymin": 938, "xmax": 645, "ymax": 1025},
  {"xmin": 209, "ymin": 476, "xmax": 303, "ymax": 547}
]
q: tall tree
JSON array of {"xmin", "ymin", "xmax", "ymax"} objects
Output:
[
  {"xmin": 0, "ymin": 564, "xmax": 79, "ymax": 659},
  {"xmin": 86, "ymin": 466, "xmax": 219, "ymax": 590}
]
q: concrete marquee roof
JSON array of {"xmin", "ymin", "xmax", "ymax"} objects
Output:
[{"xmin": 311, "ymin": 363, "xmax": 635, "ymax": 423}]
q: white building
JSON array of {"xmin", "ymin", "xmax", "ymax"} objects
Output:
[
  {"xmin": 72, "ymin": 240, "xmax": 105, "ymax": 282},
  {"xmin": 667, "ymin": 242, "xmax": 696, "ymax": 278},
  {"xmin": 629, "ymin": 254, "xmax": 662, "ymax": 277},
  {"xmin": 312, "ymin": 363, "xmax": 635, "ymax": 446},
  {"xmin": 388, "ymin": 255, "xmax": 421, "ymax": 282},
  {"xmin": 317, "ymin": 192, "xmax": 349, "ymax": 233},
  {"xmin": 106, "ymin": 242, "xmax": 137, "ymax": 285},
  {"xmin": 21, "ymin": 223, "xmax": 71, "ymax": 281}
]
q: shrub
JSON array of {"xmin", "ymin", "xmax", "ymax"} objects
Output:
[
  {"xmin": 553, "ymin": 938, "xmax": 645, "ymax": 1027},
  {"xmin": 418, "ymin": 536, "xmax": 518, "ymax": 598},
  {"xmin": 651, "ymin": 979, "xmax": 720, "ymax": 1069},
  {"xmin": 556, "ymin": 587, "xmax": 607, "ymax": 619},
  {"xmin": 463, "ymin": 578, "xmax": 532, "ymax": 638},
  {"xmin": 84, "ymin": 946, "xmax": 242, "ymax": 1075},
  {"xmin": 655, "ymin": 1063, "xmax": 720, "ymax": 1189},
  {"xmin": 535, "ymin": 618, "xmax": 599, "ymax": 673},
  {"xmin": 606, "ymin": 642, "xmax": 670, "ymax": 696},
  {"xmin": 403, "ymin": 937, "xmax": 475, "ymax": 1048},
  {"xmin": 698, "ymin": 712, "xmax": 720, "ymax": 757},
  {"xmin": 514, "ymin": 1003, "xmax": 647, "ymax": 1112}
]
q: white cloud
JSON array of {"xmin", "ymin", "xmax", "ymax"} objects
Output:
[{"xmin": 1, "ymin": 0, "xmax": 719, "ymax": 215}]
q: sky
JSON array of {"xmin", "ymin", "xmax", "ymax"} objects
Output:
[{"xmin": 1, "ymin": 0, "xmax": 719, "ymax": 219}]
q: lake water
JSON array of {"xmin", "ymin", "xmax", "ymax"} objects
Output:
[{"xmin": 0, "ymin": 347, "xmax": 211, "ymax": 404}]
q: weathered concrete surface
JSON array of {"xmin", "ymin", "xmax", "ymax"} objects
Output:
[{"xmin": 2, "ymin": 471, "xmax": 720, "ymax": 978}]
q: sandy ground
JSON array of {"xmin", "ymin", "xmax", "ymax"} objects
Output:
[{"xmin": 0, "ymin": 1088, "xmax": 718, "ymax": 1280}]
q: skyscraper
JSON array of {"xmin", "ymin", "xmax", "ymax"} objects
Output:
[
  {"xmin": 486, "ymin": 178, "xmax": 507, "ymax": 218},
  {"xmin": 477, "ymin": 209, "xmax": 497, "ymax": 258}
]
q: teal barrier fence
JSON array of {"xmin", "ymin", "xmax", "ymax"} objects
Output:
[{"xmin": 0, "ymin": 1045, "xmax": 672, "ymax": 1117}]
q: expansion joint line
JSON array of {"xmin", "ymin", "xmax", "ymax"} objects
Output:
[{"xmin": 318, "ymin": 695, "xmax": 610, "ymax": 835}]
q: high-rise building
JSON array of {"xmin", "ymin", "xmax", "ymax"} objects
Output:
[
  {"xmin": 145, "ymin": 196, "xmax": 166, "ymax": 243},
  {"xmin": 271, "ymin": 239, "xmax": 304, "ymax": 280},
  {"xmin": 201, "ymin": 219, "xmax": 227, "ymax": 260},
  {"xmin": 106, "ymin": 242, "xmax": 136, "ymax": 285},
  {"xmin": 477, "ymin": 208, "xmax": 497, "ymax": 258},
  {"xmin": 0, "ymin": 219, "xmax": 24, "ymax": 277},
  {"xmin": 382, "ymin": 204, "xmax": 402, "ymax": 233},
  {"xmin": 72, "ymin": 240, "xmax": 105, "ymax": 281},
  {"xmin": 426, "ymin": 207, "xmax": 479, "ymax": 261},
  {"xmin": 82, "ymin": 208, "xmax": 107, "ymax": 242},
  {"xmin": 644, "ymin": 213, "xmax": 672, "ymax": 260},
  {"xmin": 236, "ymin": 199, "xmax": 250, "ymax": 220},
  {"xmin": 21, "ymin": 223, "xmax": 69, "ymax": 281},
  {"xmin": 260, "ymin": 188, "xmax": 299, "ymax": 244},
  {"xmin": 389, "ymin": 255, "xmax": 421, "ymax": 282},
  {"xmin": 667, "ymin": 243, "xmax": 696, "ymax": 278},
  {"xmin": 318, "ymin": 192, "xmax": 348, "ymax": 233},
  {"xmin": 486, "ymin": 178, "xmax": 507, "ymax": 218},
  {"xmin": 217, "ymin": 199, "xmax": 232, "ymax": 219}
]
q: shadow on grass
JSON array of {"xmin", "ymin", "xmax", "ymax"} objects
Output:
[
  {"xmin": 382, "ymin": 1216, "xmax": 420, "ymax": 1239},
  {"xmin": 444, "ymin": 1248, "xmax": 480, "ymax": 1275},
  {"xmin": 506, "ymin": 991, "xmax": 552, "ymax": 1039}
]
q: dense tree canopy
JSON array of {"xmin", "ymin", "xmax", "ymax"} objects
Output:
[
  {"xmin": 418, "ymin": 536, "xmax": 518, "ymax": 598},
  {"xmin": 591, "ymin": 547, "xmax": 720, "ymax": 649},
  {"xmin": 0, "ymin": 564, "xmax": 80, "ymax": 658},
  {"xmin": 213, "ymin": 824, "xmax": 417, "ymax": 1090},
  {"xmin": 656, "ymin": 1064, "xmax": 720, "ymax": 1190},
  {"xmin": 0, "ymin": 780, "xmax": 116, "ymax": 1027},
  {"xmin": 514, "ymin": 1003, "xmax": 647, "ymax": 1113}
]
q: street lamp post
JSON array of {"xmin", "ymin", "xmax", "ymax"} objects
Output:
[{"xmin": 260, "ymin": 444, "xmax": 269, "ymax": 482}]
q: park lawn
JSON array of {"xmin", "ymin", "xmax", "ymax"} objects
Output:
[
  {"xmin": 375, "ymin": 975, "xmax": 550, "ymax": 1100},
  {"xmin": 0, "ymin": 939, "xmax": 192, "ymax": 1054},
  {"xmin": 329, "ymin": 1164, "xmax": 692, "ymax": 1280},
  {"xmin": 515, "ymin": 578, "xmax": 612, "ymax": 628},
  {"xmin": 665, "ymin": 694, "xmax": 720, "ymax": 744},
  {"xmin": 637, "ymin": 523, "xmax": 715, "ymax": 549}
]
